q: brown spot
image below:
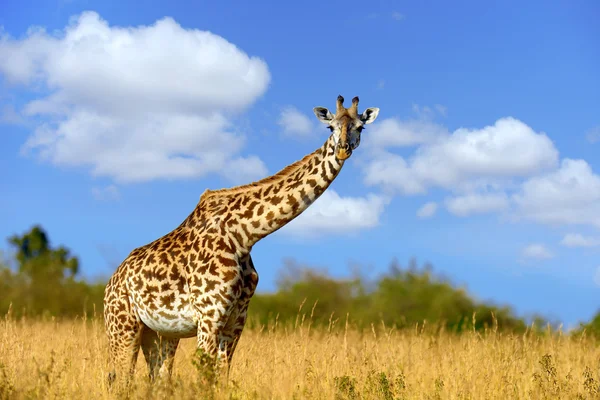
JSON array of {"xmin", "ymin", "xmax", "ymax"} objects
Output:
[
  {"xmin": 145, "ymin": 254, "xmax": 156, "ymax": 266},
  {"xmin": 176, "ymin": 278, "xmax": 185, "ymax": 293},
  {"xmin": 230, "ymin": 197, "xmax": 242, "ymax": 211},
  {"xmin": 239, "ymin": 223, "xmax": 252, "ymax": 239},
  {"xmin": 314, "ymin": 185, "xmax": 324, "ymax": 197},
  {"xmin": 142, "ymin": 269, "xmax": 153, "ymax": 281},
  {"xmin": 155, "ymin": 266, "xmax": 168, "ymax": 281},
  {"xmin": 286, "ymin": 179, "xmax": 303, "ymax": 190},
  {"xmin": 328, "ymin": 160, "xmax": 335, "ymax": 176},
  {"xmin": 217, "ymin": 255, "xmax": 237, "ymax": 267},
  {"xmin": 266, "ymin": 211, "xmax": 275, "ymax": 221},
  {"xmin": 222, "ymin": 269, "xmax": 238, "ymax": 282},
  {"xmin": 231, "ymin": 230, "xmax": 245, "ymax": 247},
  {"xmin": 216, "ymin": 237, "xmax": 231, "ymax": 252},
  {"xmin": 241, "ymin": 208, "xmax": 254, "ymax": 219},
  {"xmin": 205, "ymin": 279, "xmax": 219, "ymax": 292},
  {"xmin": 307, "ymin": 178, "xmax": 317, "ymax": 187},
  {"xmin": 158, "ymin": 311, "xmax": 177, "ymax": 320},
  {"xmin": 286, "ymin": 194, "xmax": 297, "ymax": 207},
  {"xmin": 208, "ymin": 261, "xmax": 219, "ymax": 276},
  {"xmin": 256, "ymin": 204, "xmax": 265, "ymax": 216},
  {"xmin": 160, "ymin": 293, "xmax": 176, "ymax": 308},
  {"xmin": 200, "ymin": 297, "xmax": 213, "ymax": 307}
]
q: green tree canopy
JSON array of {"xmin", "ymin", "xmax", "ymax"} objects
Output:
[
  {"xmin": 9, "ymin": 224, "xmax": 79, "ymax": 281},
  {"xmin": 1, "ymin": 225, "xmax": 103, "ymax": 317}
]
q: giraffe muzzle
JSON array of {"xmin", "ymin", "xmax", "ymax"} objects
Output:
[{"xmin": 336, "ymin": 142, "xmax": 352, "ymax": 160}]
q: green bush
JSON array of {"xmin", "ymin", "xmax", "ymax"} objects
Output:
[{"xmin": 1, "ymin": 226, "xmax": 547, "ymax": 334}]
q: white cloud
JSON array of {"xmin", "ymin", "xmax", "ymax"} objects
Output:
[
  {"xmin": 521, "ymin": 243, "xmax": 554, "ymax": 260},
  {"xmin": 561, "ymin": 233, "xmax": 600, "ymax": 248},
  {"xmin": 586, "ymin": 126, "xmax": 600, "ymax": 144},
  {"xmin": 0, "ymin": 11, "xmax": 270, "ymax": 183},
  {"xmin": 277, "ymin": 106, "xmax": 314, "ymax": 138},
  {"xmin": 366, "ymin": 118, "xmax": 448, "ymax": 149},
  {"xmin": 283, "ymin": 190, "xmax": 388, "ymax": 236},
  {"xmin": 391, "ymin": 11, "xmax": 404, "ymax": 21},
  {"xmin": 0, "ymin": 104, "xmax": 27, "ymax": 126},
  {"xmin": 594, "ymin": 267, "xmax": 600, "ymax": 287},
  {"xmin": 512, "ymin": 159, "xmax": 600, "ymax": 228},
  {"xmin": 445, "ymin": 192, "xmax": 509, "ymax": 217},
  {"xmin": 363, "ymin": 152, "xmax": 428, "ymax": 195},
  {"xmin": 364, "ymin": 117, "xmax": 558, "ymax": 195},
  {"xmin": 416, "ymin": 202, "xmax": 437, "ymax": 218},
  {"xmin": 91, "ymin": 184, "xmax": 120, "ymax": 201}
]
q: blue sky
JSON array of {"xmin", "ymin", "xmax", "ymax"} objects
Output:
[{"xmin": 1, "ymin": 0, "xmax": 599, "ymax": 328}]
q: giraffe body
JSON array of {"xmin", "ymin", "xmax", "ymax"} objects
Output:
[{"xmin": 103, "ymin": 95, "xmax": 379, "ymax": 386}]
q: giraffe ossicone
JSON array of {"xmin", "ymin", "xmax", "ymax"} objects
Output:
[{"xmin": 103, "ymin": 95, "xmax": 380, "ymax": 386}]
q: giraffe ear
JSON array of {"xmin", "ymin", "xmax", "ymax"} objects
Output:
[
  {"xmin": 360, "ymin": 107, "xmax": 380, "ymax": 124},
  {"xmin": 313, "ymin": 107, "xmax": 334, "ymax": 124}
]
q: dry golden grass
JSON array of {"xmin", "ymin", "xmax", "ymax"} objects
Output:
[{"xmin": 1, "ymin": 314, "xmax": 599, "ymax": 399}]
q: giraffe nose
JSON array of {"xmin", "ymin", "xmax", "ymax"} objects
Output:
[{"xmin": 336, "ymin": 142, "xmax": 352, "ymax": 160}]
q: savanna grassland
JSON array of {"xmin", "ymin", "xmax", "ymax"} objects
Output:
[
  {"xmin": 1, "ymin": 314, "xmax": 599, "ymax": 400},
  {"xmin": 3, "ymin": 227, "xmax": 600, "ymax": 399}
]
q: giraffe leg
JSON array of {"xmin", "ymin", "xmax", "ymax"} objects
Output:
[
  {"xmin": 140, "ymin": 326, "xmax": 180, "ymax": 382},
  {"xmin": 103, "ymin": 286, "xmax": 143, "ymax": 390},
  {"xmin": 194, "ymin": 279, "xmax": 246, "ymax": 384},
  {"xmin": 195, "ymin": 308, "xmax": 233, "ymax": 384},
  {"xmin": 220, "ymin": 255, "xmax": 259, "ymax": 374},
  {"xmin": 220, "ymin": 301, "xmax": 249, "ymax": 374}
]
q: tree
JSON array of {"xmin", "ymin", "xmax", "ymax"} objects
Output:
[
  {"xmin": 2, "ymin": 225, "xmax": 104, "ymax": 317},
  {"xmin": 9, "ymin": 224, "xmax": 79, "ymax": 282}
]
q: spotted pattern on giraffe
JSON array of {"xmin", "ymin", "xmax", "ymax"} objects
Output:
[{"xmin": 103, "ymin": 95, "xmax": 380, "ymax": 386}]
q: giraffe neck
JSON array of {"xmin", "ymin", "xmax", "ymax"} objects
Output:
[{"xmin": 193, "ymin": 133, "xmax": 345, "ymax": 254}]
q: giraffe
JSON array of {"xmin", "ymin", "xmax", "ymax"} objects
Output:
[{"xmin": 103, "ymin": 95, "xmax": 380, "ymax": 386}]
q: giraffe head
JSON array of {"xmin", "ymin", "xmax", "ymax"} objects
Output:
[{"xmin": 313, "ymin": 95, "xmax": 380, "ymax": 160}]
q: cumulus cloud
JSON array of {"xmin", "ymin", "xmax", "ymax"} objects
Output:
[
  {"xmin": 445, "ymin": 192, "xmax": 509, "ymax": 217},
  {"xmin": 586, "ymin": 126, "xmax": 600, "ymax": 144},
  {"xmin": 366, "ymin": 118, "xmax": 449, "ymax": 149},
  {"xmin": 277, "ymin": 106, "xmax": 315, "ymax": 138},
  {"xmin": 512, "ymin": 159, "xmax": 600, "ymax": 228},
  {"xmin": 361, "ymin": 106, "xmax": 600, "ymax": 234},
  {"xmin": 561, "ymin": 233, "xmax": 600, "ymax": 248},
  {"xmin": 521, "ymin": 243, "xmax": 554, "ymax": 260},
  {"xmin": 364, "ymin": 117, "xmax": 558, "ymax": 195},
  {"xmin": 416, "ymin": 202, "xmax": 437, "ymax": 218},
  {"xmin": 363, "ymin": 152, "xmax": 428, "ymax": 195},
  {"xmin": 283, "ymin": 190, "xmax": 388, "ymax": 236},
  {"xmin": 0, "ymin": 11, "xmax": 270, "ymax": 183}
]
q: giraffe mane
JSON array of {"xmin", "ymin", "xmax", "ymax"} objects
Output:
[{"xmin": 199, "ymin": 148, "xmax": 320, "ymax": 201}]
